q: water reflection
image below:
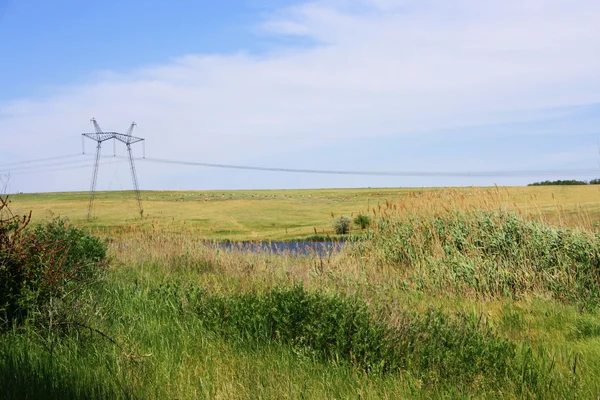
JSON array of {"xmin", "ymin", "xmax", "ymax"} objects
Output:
[{"xmin": 218, "ymin": 241, "xmax": 346, "ymax": 256}]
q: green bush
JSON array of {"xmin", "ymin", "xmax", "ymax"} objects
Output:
[
  {"xmin": 360, "ymin": 210, "xmax": 600, "ymax": 307},
  {"xmin": 333, "ymin": 216, "xmax": 351, "ymax": 234},
  {"xmin": 188, "ymin": 285, "xmax": 543, "ymax": 392},
  {"xmin": 0, "ymin": 216, "xmax": 107, "ymax": 327},
  {"xmin": 353, "ymin": 214, "xmax": 371, "ymax": 229}
]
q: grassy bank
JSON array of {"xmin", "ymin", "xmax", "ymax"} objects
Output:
[{"xmin": 3, "ymin": 187, "xmax": 600, "ymax": 398}]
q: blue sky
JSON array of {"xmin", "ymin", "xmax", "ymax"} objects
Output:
[
  {"xmin": 1, "ymin": 0, "xmax": 600, "ymax": 193},
  {"xmin": 0, "ymin": 0, "xmax": 302, "ymax": 100}
]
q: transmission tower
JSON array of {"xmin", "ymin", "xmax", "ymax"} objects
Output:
[{"xmin": 82, "ymin": 118, "xmax": 145, "ymax": 221}]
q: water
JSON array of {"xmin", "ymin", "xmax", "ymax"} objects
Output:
[{"xmin": 218, "ymin": 241, "xmax": 346, "ymax": 256}]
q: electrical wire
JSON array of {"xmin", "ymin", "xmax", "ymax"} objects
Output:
[
  {"xmin": 0, "ymin": 153, "xmax": 83, "ymax": 168},
  {"xmin": 3, "ymin": 153, "xmax": 599, "ymax": 180},
  {"xmin": 139, "ymin": 157, "xmax": 600, "ymax": 178},
  {"xmin": 0, "ymin": 157, "xmax": 97, "ymax": 173},
  {"xmin": 5, "ymin": 160, "xmax": 127, "ymax": 176},
  {"xmin": 0, "ymin": 154, "xmax": 129, "ymax": 174}
]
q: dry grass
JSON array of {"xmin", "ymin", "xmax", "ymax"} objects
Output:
[{"xmin": 8, "ymin": 185, "xmax": 600, "ymax": 240}]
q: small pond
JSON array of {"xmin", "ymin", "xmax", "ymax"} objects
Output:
[{"xmin": 219, "ymin": 241, "xmax": 346, "ymax": 256}]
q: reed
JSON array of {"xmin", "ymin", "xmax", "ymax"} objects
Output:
[{"xmin": 3, "ymin": 187, "xmax": 600, "ymax": 398}]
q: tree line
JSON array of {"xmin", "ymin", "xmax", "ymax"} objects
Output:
[{"xmin": 528, "ymin": 179, "xmax": 600, "ymax": 186}]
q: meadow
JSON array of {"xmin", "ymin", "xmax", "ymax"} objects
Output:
[
  {"xmin": 9, "ymin": 185, "xmax": 600, "ymax": 239},
  {"xmin": 3, "ymin": 185, "xmax": 600, "ymax": 399}
]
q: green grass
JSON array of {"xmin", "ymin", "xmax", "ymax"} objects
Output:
[
  {"xmin": 4, "ymin": 186, "xmax": 600, "ymax": 398},
  {"xmin": 3, "ymin": 274, "xmax": 600, "ymax": 399}
]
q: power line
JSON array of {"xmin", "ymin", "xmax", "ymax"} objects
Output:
[
  {"xmin": 5, "ymin": 160, "xmax": 127, "ymax": 176},
  {"xmin": 3, "ymin": 153, "xmax": 599, "ymax": 180},
  {"xmin": 0, "ymin": 154, "xmax": 126, "ymax": 174},
  {"xmin": 0, "ymin": 154, "xmax": 82, "ymax": 168},
  {"xmin": 139, "ymin": 157, "xmax": 600, "ymax": 178},
  {"xmin": 0, "ymin": 157, "xmax": 95, "ymax": 173}
]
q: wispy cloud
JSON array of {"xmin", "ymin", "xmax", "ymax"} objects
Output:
[{"xmin": 1, "ymin": 0, "xmax": 600, "ymax": 192}]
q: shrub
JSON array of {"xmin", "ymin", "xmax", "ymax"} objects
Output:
[
  {"xmin": 0, "ymin": 209, "xmax": 107, "ymax": 327},
  {"xmin": 333, "ymin": 216, "xmax": 351, "ymax": 234},
  {"xmin": 189, "ymin": 285, "xmax": 543, "ymax": 392},
  {"xmin": 353, "ymin": 214, "xmax": 371, "ymax": 230},
  {"xmin": 359, "ymin": 209, "xmax": 600, "ymax": 307}
]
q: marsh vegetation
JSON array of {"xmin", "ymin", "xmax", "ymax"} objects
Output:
[{"xmin": 3, "ymin": 186, "xmax": 600, "ymax": 398}]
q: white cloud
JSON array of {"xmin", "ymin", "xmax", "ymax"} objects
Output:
[{"xmin": 1, "ymin": 0, "xmax": 600, "ymax": 192}]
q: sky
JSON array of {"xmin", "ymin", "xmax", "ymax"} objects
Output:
[{"xmin": 1, "ymin": 0, "xmax": 600, "ymax": 193}]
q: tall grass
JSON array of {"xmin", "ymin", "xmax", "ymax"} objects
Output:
[
  {"xmin": 2, "ymin": 278, "xmax": 580, "ymax": 399},
  {"xmin": 0, "ymin": 328, "xmax": 129, "ymax": 399},
  {"xmin": 358, "ymin": 209, "xmax": 600, "ymax": 307},
  {"xmin": 3, "ymin": 187, "xmax": 600, "ymax": 398},
  {"xmin": 189, "ymin": 284, "xmax": 545, "ymax": 392}
]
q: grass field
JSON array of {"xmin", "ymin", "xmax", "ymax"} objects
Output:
[
  {"xmin": 3, "ymin": 185, "xmax": 600, "ymax": 398},
  {"xmin": 9, "ymin": 185, "xmax": 600, "ymax": 240}
]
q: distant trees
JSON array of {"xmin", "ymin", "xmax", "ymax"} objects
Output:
[{"xmin": 528, "ymin": 180, "xmax": 589, "ymax": 186}]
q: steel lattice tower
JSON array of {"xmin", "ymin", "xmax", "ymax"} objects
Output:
[{"xmin": 82, "ymin": 118, "xmax": 145, "ymax": 221}]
